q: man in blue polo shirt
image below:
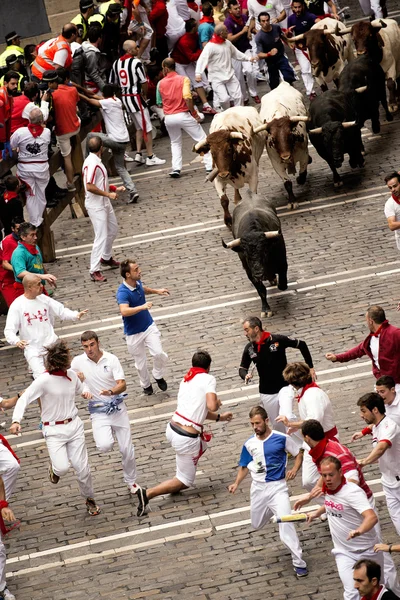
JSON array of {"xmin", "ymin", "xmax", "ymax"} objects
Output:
[
  {"xmin": 116, "ymin": 258, "xmax": 170, "ymax": 395},
  {"xmin": 228, "ymin": 405, "xmax": 308, "ymax": 579}
]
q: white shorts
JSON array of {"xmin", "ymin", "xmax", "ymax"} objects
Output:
[
  {"xmin": 57, "ymin": 125, "xmax": 81, "ymax": 157},
  {"xmin": 130, "ymin": 108, "xmax": 153, "ymax": 134},
  {"xmin": 166, "ymin": 423, "xmax": 207, "ymax": 488}
]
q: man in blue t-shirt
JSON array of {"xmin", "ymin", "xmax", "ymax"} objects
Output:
[
  {"xmin": 287, "ymin": 0, "xmax": 317, "ymax": 98},
  {"xmin": 116, "ymin": 258, "xmax": 170, "ymax": 395},
  {"xmin": 198, "ymin": 3, "xmax": 215, "ymax": 47},
  {"xmin": 255, "ymin": 12, "xmax": 295, "ymax": 90},
  {"xmin": 228, "ymin": 405, "xmax": 309, "ymax": 579}
]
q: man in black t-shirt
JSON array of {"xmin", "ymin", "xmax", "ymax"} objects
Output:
[
  {"xmin": 0, "ymin": 175, "xmax": 23, "ymax": 235},
  {"xmin": 239, "ymin": 315, "xmax": 315, "ymax": 429},
  {"xmin": 255, "ymin": 12, "xmax": 295, "ymax": 90}
]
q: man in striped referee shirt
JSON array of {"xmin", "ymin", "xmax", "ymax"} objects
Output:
[{"xmin": 110, "ymin": 40, "xmax": 165, "ymax": 167}]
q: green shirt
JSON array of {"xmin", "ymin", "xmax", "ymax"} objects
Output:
[{"xmin": 11, "ymin": 243, "xmax": 45, "ymax": 283}]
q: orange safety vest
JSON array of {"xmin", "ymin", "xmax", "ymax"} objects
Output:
[{"xmin": 31, "ymin": 35, "xmax": 73, "ymax": 80}]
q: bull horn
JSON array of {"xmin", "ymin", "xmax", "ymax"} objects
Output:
[
  {"xmin": 229, "ymin": 132, "xmax": 244, "ymax": 140},
  {"xmin": 309, "ymin": 126, "xmax": 323, "ymax": 134},
  {"xmin": 342, "ymin": 120, "xmax": 357, "ymax": 128},
  {"xmin": 264, "ymin": 230, "xmax": 280, "ymax": 239},
  {"xmin": 287, "ymin": 33, "xmax": 305, "ymax": 42},
  {"xmin": 334, "ymin": 23, "xmax": 351, "ymax": 36},
  {"xmin": 355, "ymin": 85, "xmax": 367, "ymax": 93},
  {"xmin": 289, "ymin": 116, "xmax": 310, "ymax": 123},
  {"xmin": 205, "ymin": 167, "xmax": 219, "ymax": 182},
  {"xmin": 370, "ymin": 19, "xmax": 386, "ymax": 28},
  {"xmin": 223, "ymin": 237, "xmax": 241, "ymax": 249},
  {"xmin": 193, "ymin": 139, "xmax": 209, "ymax": 152},
  {"xmin": 253, "ymin": 123, "xmax": 268, "ymax": 134},
  {"xmin": 323, "ymin": 28, "xmax": 335, "ymax": 35}
]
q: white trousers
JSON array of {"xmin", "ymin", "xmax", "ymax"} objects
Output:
[
  {"xmin": 0, "ymin": 535, "xmax": 5, "ymax": 593},
  {"xmin": 43, "ymin": 416, "xmax": 94, "ymax": 498},
  {"xmin": 372, "ymin": 496, "xmax": 400, "ymax": 595},
  {"xmin": 333, "ymin": 547, "xmax": 384, "ymax": 600},
  {"xmin": 233, "ymin": 52, "xmax": 258, "ymax": 100},
  {"xmin": 302, "ymin": 447, "xmax": 320, "ymax": 491},
  {"xmin": 18, "ymin": 167, "xmax": 50, "ymax": 227},
  {"xmin": 0, "ymin": 445, "xmax": 20, "ymax": 501},
  {"xmin": 164, "ymin": 112, "xmax": 212, "ymax": 172},
  {"xmin": 358, "ymin": 0, "xmax": 383, "ymax": 17},
  {"xmin": 278, "ymin": 386, "xmax": 303, "ymax": 449},
  {"xmin": 126, "ymin": 323, "xmax": 168, "ymax": 389},
  {"xmin": 24, "ymin": 345, "xmax": 47, "ymax": 379},
  {"xmin": 294, "ymin": 48, "xmax": 314, "ymax": 96},
  {"xmin": 211, "ymin": 75, "xmax": 243, "ymax": 111},
  {"xmin": 251, "ymin": 479, "xmax": 306, "ymax": 568},
  {"xmin": 86, "ymin": 200, "xmax": 119, "ymax": 274},
  {"xmin": 260, "ymin": 392, "xmax": 285, "ymax": 433},
  {"xmin": 91, "ymin": 403, "xmax": 137, "ymax": 486},
  {"xmin": 175, "ymin": 62, "xmax": 209, "ymax": 91},
  {"xmin": 383, "ymin": 484, "xmax": 400, "ymax": 536},
  {"xmin": 166, "ymin": 423, "xmax": 207, "ymax": 487}
]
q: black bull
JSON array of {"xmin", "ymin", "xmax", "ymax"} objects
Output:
[{"xmin": 222, "ymin": 192, "xmax": 288, "ymax": 317}]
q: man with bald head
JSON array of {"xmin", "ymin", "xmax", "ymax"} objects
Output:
[
  {"xmin": 4, "ymin": 273, "xmax": 87, "ymax": 378},
  {"xmin": 109, "ymin": 40, "xmax": 165, "ymax": 167},
  {"xmin": 195, "ymin": 23, "xmax": 258, "ymax": 110},
  {"xmin": 10, "ymin": 108, "xmax": 51, "ymax": 227},
  {"xmin": 32, "ymin": 24, "xmax": 77, "ymax": 81},
  {"xmin": 157, "ymin": 58, "xmax": 212, "ymax": 178}
]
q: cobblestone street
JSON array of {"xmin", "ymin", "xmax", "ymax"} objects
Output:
[{"xmin": 2, "ymin": 2, "xmax": 400, "ymax": 597}]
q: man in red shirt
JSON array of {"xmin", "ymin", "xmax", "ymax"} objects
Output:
[
  {"xmin": 0, "ymin": 72, "xmax": 19, "ymax": 160},
  {"xmin": 52, "ymin": 68, "xmax": 81, "ymax": 192},
  {"xmin": 149, "ymin": 0, "xmax": 169, "ymax": 60},
  {"xmin": 171, "ymin": 19, "xmax": 216, "ymax": 115},
  {"xmin": 325, "ymin": 306, "xmax": 400, "ymax": 383},
  {"xmin": 0, "ymin": 216, "xmax": 24, "ymax": 307}
]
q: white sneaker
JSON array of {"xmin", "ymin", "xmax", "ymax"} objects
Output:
[
  {"xmin": 3, "ymin": 587, "xmax": 16, "ymax": 600},
  {"xmin": 146, "ymin": 155, "xmax": 166, "ymax": 166},
  {"xmin": 124, "ymin": 152, "xmax": 134, "ymax": 162},
  {"xmin": 134, "ymin": 153, "xmax": 145, "ymax": 164}
]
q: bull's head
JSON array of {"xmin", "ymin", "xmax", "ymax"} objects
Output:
[
  {"xmin": 290, "ymin": 27, "xmax": 337, "ymax": 75},
  {"xmin": 222, "ymin": 231, "xmax": 280, "ymax": 280},
  {"xmin": 193, "ymin": 130, "xmax": 247, "ymax": 180},
  {"xmin": 309, "ymin": 120, "xmax": 357, "ymax": 168},
  {"xmin": 255, "ymin": 116, "xmax": 308, "ymax": 163},
  {"xmin": 350, "ymin": 20, "xmax": 386, "ymax": 59}
]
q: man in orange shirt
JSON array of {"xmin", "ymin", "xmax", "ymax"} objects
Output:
[
  {"xmin": 157, "ymin": 58, "xmax": 212, "ymax": 178},
  {"xmin": 52, "ymin": 68, "xmax": 81, "ymax": 192},
  {"xmin": 32, "ymin": 24, "xmax": 77, "ymax": 81}
]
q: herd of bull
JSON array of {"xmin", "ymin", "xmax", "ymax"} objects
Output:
[{"xmin": 191, "ymin": 17, "xmax": 400, "ymax": 319}]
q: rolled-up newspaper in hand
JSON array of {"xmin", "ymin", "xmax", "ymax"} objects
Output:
[{"xmin": 270, "ymin": 513, "xmax": 308, "ymax": 524}]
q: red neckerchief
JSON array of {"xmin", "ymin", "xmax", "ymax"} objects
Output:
[
  {"xmin": 392, "ymin": 194, "xmax": 400, "ymax": 205},
  {"xmin": 19, "ymin": 241, "xmax": 39, "ymax": 255},
  {"xmin": 183, "ymin": 367, "xmax": 208, "ymax": 382},
  {"xmin": 210, "ymin": 33, "xmax": 225, "ymax": 43},
  {"xmin": 187, "ymin": 1, "xmax": 198, "ymax": 11},
  {"xmin": 255, "ymin": 331, "xmax": 271, "ymax": 353},
  {"xmin": 322, "ymin": 475, "xmax": 347, "ymax": 495},
  {"xmin": 120, "ymin": 53, "xmax": 131, "ymax": 61},
  {"xmin": 199, "ymin": 15, "xmax": 215, "ymax": 24},
  {"xmin": 49, "ymin": 369, "xmax": 72, "ymax": 381},
  {"xmin": 27, "ymin": 123, "xmax": 44, "ymax": 138},
  {"xmin": 229, "ymin": 13, "xmax": 245, "ymax": 25},
  {"xmin": 361, "ymin": 585, "xmax": 383, "ymax": 600},
  {"xmin": 309, "ymin": 437, "xmax": 329, "ymax": 464},
  {"xmin": 371, "ymin": 320, "xmax": 388, "ymax": 337},
  {"xmin": 256, "ymin": 0, "xmax": 267, "ymax": 5},
  {"xmin": 0, "ymin": 435, "xmax": 19, "ymax": 464},
  {"xmin": 3, "ymin": 191, "xmax": 19, "ymax": 203},
  {"xmin": 297, "ymin": 381, "xmax": 319, "ymax": 402}
]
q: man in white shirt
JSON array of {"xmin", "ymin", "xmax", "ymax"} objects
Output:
[
  {"xmin": 248, "ymin": 0, "xmax": 286, "ymax": 30},
  {"xmin": 375, "ymin": 376, "xmax": 400, "ymax": 426},
  {"xmin": 71, "ymin": 330, "xmax": 144, "ymax": 506},
  {"xmin": 4, "ymin": 273, "xmax": 87, "ymax": 378},
  {"xmin": 9, "ymin": 339, "xmax": 100, "ymax": 517},
  {"xmin": 228, "ymin": 405, "xmax": 308, "ymax": 578},
  {"xmin": 351, "ymin": 392, "xmax": 400, "ymax": 537},
  {"xmin": 10, "ymin": 108, "xmax": 50, "ymax": 227},
  {"xmin": 134, "ymin": 351, "xmax": 233, "ymax": 517},
  {"xmin": 82, "ymin": 136, "xmax": 125, "ymax": 283},
  {"xmin": 82, "ymin": 85, "xmax": 139, "ymax": 205},
  {"xmin": 384, "ymin": 172, "xmax": 400, "ymax": 252},
  {"xmin": 0, "ymin": 472, "xmax": 17, "ymax": 600},
  {"xmin": 195, "ymin": 23, "xmax": 258, "ymax": 110},
  {"xmin": 307, "ymin": 456, "xmax": 386, "ymax": 600},
  {"xmin": 276, "ymin": 361, "xmax": 337, "ymax": 492}
]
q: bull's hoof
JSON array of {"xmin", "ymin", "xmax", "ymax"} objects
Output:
[
  {"xmin": 372, "ymin": 123, "xmax": 381, "ymax": 134},
  {"xmin": 388, "ymin": 105, "xmax": 398, "ymax": 113},
  {"xmin": 261, "ymin": 310, "xmax": 273, "ymax": 318},
  {"xmin": 287, "ymin": 202, "xmax": 298, "ymax": 210},
  {"xmin": 224, "ymin": 217, "xmax": 233, "ymax": 229},
  {"xmin": 333, "ymin": 180, "xmax": 343, "ymax": 188},
  {"xmin": 296, "ymin": 174, "xmax": 307, "ymax": 185},
  {"xmin": 386, "ymin": 112, "xmax": 394, "ymax": 122},
  {"xmin": 269, "ymin": 278, "xmax": 277, "ymax": 286}
]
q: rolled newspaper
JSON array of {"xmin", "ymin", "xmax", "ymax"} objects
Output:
[{"xmin": 270, "ymin": 513, "xmax": 308, "ymax": 524}]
